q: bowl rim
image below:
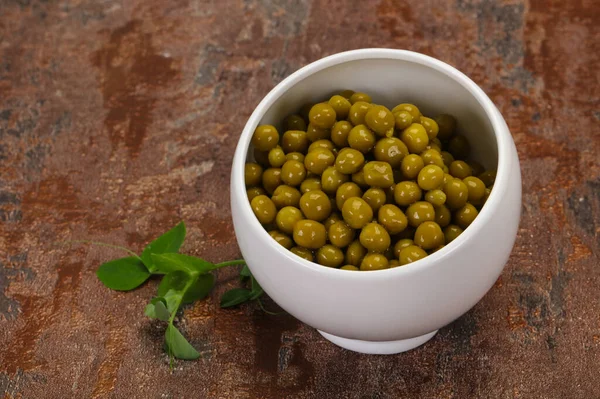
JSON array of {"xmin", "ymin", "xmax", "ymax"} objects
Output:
[{"xmin": 232, "ymin": 48, "xmax": 514, "ymax": 278}]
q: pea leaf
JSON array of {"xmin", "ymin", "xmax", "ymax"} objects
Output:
[
  {"xmin": 182, "ymin": 273, "xmax": 214, "ymax": 303},
  {"xmin": 240, "ymin": 264, "xmax": 251, "ymax": 280},
  {"xmin": 145, "ymin": 297, "xmax": 170, "ymax": 321},
  {"xmin": 220, "ymin": 288, "xmax": 253, "ymax": 308},
  {"xmin": 165, "ymin": 324, "xmax": 200, "ymax": 360},
  {"xmin": 249, "ymin": 275, "xmax": 264, "ymax": 300},
  {"xmin": 158, "ymin": 271, "xmax": 190, "ymax": 313},
  {"xmin": 151, "ymin": 253, "xmax": 213, "ymax": 275},
  {"xmin": 141, "ymin": 222, "xmax": 186, "ymax": 273},
  {"xmin": 97, "ymin": 257, "xmax": 150, "ymax": 291}
]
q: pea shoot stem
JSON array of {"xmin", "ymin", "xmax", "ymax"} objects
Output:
[{"xmin": 212, "ymin": 259, "xmax": 246, "ymax": 269}]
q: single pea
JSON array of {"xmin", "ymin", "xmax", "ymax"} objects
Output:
[
  {"xmin": 360, "ymin": 253, "xmax": 389, "ymax": 271},
  {"xmin": 254, "ymin": 148, "xmax": 270, "ymax": 167},
  {"xmin": 342, "ymin": 197, "xmax": 374, "ymax": 229},
  {"xmin": 443, "ymin": 179, "xmax": 469, "ymax": 210},
  {"xmin": 406, "ymin": 201, "xmax": 435, "ymax": 227},
  {"xmin": 454, "ymin": 203, "xmax": 479, "ymax": 229},
  {"xmin": 299, "ymin": 177, "xmax": 322, "ymax": 194},
  {"xmin": 262, "ymin": 168, "xmax": 282, "ymax": 195},
  {"xmin": 281, "ymin": 130, "xmax": 309, "ymax": 153},
  {"xmin": 245, "ymin": 163, "xmax": 263, "ymax": 186},
  {"xmin": 401, "ymin": 154, "xmax": 425, "ymax": 179},
  {"xmin": 378, "ymin": 204, "xmax": 408, "ymax": 235},
  {"xmin": 479, "ymin": 170, "xmax": 497, "ymax": 187},
  {"xmin": 363, "ymin": 161, "xmax": 394, "ymax": 188},
  {"xmin": 323, "ymin": 212, "xmax": 342, "ymax": 230},
  {"xmin": 414, "ymin": 221, "xmax": 444, "ymax": 250},
  {"xmin": 399, "ymin": 245, "xmax": 427, "ymax": 265},
  {"xmin": 293, "ymin": 220, "xmax": 327, "ymax": 249},
  {"xmin": 251, "ymin": 195, "xmax": 277, "ymax": 224},
  {"xmin": 374, "ymin": 137, "xmax": 409, "ymax": 168},
  {"xmin": 435, "ymin": 114, "xmax": 457, "ymax": 140},
  {"xmin": 448, "ymin": 135, "xmax": 471, "ymax": 160},
  {"xmin": 393, "ymin": 110, "xmax": 413, "ymax": 130},
  {"xmin": 272, "ymin": 185, "xmax": 301, "ymax": 208},
  {"xmin": 441, "ymin": 151, "xmax": 454, "ymax": 167},
  {"xmin": 284, "ymin": 114, "xmax": 307, "ymax": 132},
  {"xmin": 321, "ymin": 166, "xmax": 349, "ymax": 194},
  {"xmin": 286, "ymin": 152, "xmax": 305, "ymax": 163},
  {"xmin": 304, "ymin": 148, "xmax": 335, "ymax": 175},
  {"xmin": 328, "ymin": 95, "xmax": 352, "ymax": 120},
  {"xmin": 339, "ymin": 89, "xmax": 355, "ymax": 99},
  {"xmin": 419, "ymin": 116, "xmax": 439, "ymax": 140},
  {"xmin": 351, "ymin": 169, "xmax": 368, "ymax": 188},
  {"xmin": 401, "ymin": 123, "xmax": 430, "ymax": 154},
  {"xmin": 247, "ymin": 187, "xmax": 266, "ymax": 202},
  {"xmin": 389, "ymin": 259, "xmax": 401, "ymax": 268},
  {"xmin": 359, "ymin": 222, "xmax": 391, "ymax": 252},
  {"xmin": 345, "ymin": 239, "xmax": 367, "ymax": 266},
  {"xmin": 393, "ymin": 238, "xmax": 414, "ymax": 258},
  {"xmin": 463, "ymin": 176, "xmax": 486, "ymax": 202},
  {"xmin": 444, "ymin": 224, "xmax": 463, "ymax": 243},
  {"xmin": 252, "ymin": 125, "xmax": 279, "ymax": 151},
  {"xmin": 449, "ymin": 160, "xmax": 472, "ymax": 179},
  {"xmin": 299, "ymin": 190, "xmax": 331, "ymax": 221},
  {"xmin": 335, "ymin": 182, "xmax": 363, "ymax": 210},
  {"xmin": 281, "ymin": 160, "xmax": 306, "ymax": 186},
  {"xmin": 307, "ymin": 139, "xmax": 334, "ymax": 153},
  {"xmin": 425, "ymin": 189, "xmax": 446, "ymax": 206},
  {"xmin": 290, "ymin": 246, "xmax": 313, "ymax": 262},
  {"xmin": 348, "ymin": 101, "xmax": 372, "ymax": 126},
  {"xmin": 363, "ymin": 188, "xmax": 387, "ymax": 212},
  {"xmin": 420, "ymin": 148, "xmax": 444, "ymax": 168},
  {"xmin": 335, "ymin": 148, "xmax": 365, "ymax": 174},
  {"xmin": 349, "ymin": 92, "xmax": 372, "ymax": 104},
  {"xmin": 394, "ymin": 181, "xmax": 422, "ymax": 207},
  {"xmin": 299, "ymin": 103, "xmax": 314, "ymax": 122},
  {"xmin": 329, "ymin": 221, "xmax": 355, "ymax": 248},
  {"xmin": 267, "ymin": 146, "xmax": 286, "ymax": 168},
  {"xmin": 392, "ymin": 103, "xmax": 421, "ymax": 121},
  {"xmin": 348, "ymin": 124, "xmax": 376, "ymax": 153},
  {"xmin": 443, "ymin": 173, "xmax": 454, "ymax": 184},
  {"xmin": 309, "ymin": 103, "xmax": 337, "ymax": 129},
  {"xmin": 316, "ymin": 245, "xmax": 345, "ymax": 267},
  {"xmin": 434, "ymin": 204, "xmax": 452, "ymax": 227},
  {"xmin": 365, "ymin": 105, "xmax": 395, "ymax": 137},
  {"xmin": 275, "ymin": 206, "xmax": 304, "ymax": 234},
  {"xmin": 418, "ymin": 165, "xmax": 445, "ymax": 191},
  {"xmin": 268, "ymin": 230, "xmax": 293, "ymax": 249},
  {"xmin": 340, "ymin": 265, "xmax": 359, "ymax": 271},
  {"xmin": 331, "ymin": 121, "xmax": 353, "ymax": 147},
  {"xmin": 306, "ymin": 123, "xmax": 330, "ymax": 142}
]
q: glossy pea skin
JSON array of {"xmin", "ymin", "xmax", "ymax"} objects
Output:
[
  {"xmin": 418, "ymin": 165, "xmax": 445, "ymax": 191},
  {"xmin": 340, "ymin": 265, "xmax": 359, "ymax": 271},
  {"xmin": 443, "ymin": 179, "xmax": 469, "ymax": 210},
  {"xmin": 393, "ymin": 110, "xmax": 413, "ymax": 130},
  {"xmin": 351, "ymin": 169, "xmax": 368, "ymax": 188},
  {"xmin": 304, "ymin": 148, "xmax": 335, "ymax": 175},
  {"xmin": 399, "ymin": 245, "xmax": 427, "ymax": 265},
  {"xmin": 284, "ymin": 114, "xmax": 307, "ymax": 132},
  {"xmin": 388, "ymin": 259, "xmax": 401, "ymax": 268},
  {"xmin": 321, "ymin": 166, "xmax": 349, "ymax": 194},
  {"xmin": 365, "ymin": 105, "xmax": 395, "ymax": 137},
  {"xmin": 419, "ymin": 116, "xmax": 439, "ymax": 140},
  {"xmin": 299, "ymin": 190, "xmax": 331, "ymax": 221},
  {"xmin": 316, "ymin": 244, "xmax": 345, "ymax": 267},
  {"xmin": 328, "ymin": 95, "xmax": 352, "ymax": 120},
  {"xmin": 363, "ymin": 188, "xmax": 387, "ymax": 212},
  {"xmin": 335, "ymin": 182, "xmax": 363, "ymax": 210},
  {"xmin": 269, "ymin": 230, "xmax": 293, "ymax": 249},
  {"xmin": 448, "ymin": 135, "xmax": 471, "ymax": 160},
  {"xmin": 401, "ymin": 154, "xmax": 425, "ymax": 179},
  {"xmin": 275, "ymin": 206, "xmax": 304, "ymax": 234},
  {"xmin": 435, "ymin": 114, "xmax": 457, "ymax": 141},
  {"xmin": 392, "ymin": 103, "xmax": 421, "ymax": 121},
  {"xmin": 286, "ymin": 152, "xmax": 305, "ymax": 163},
  {"xmin": 359, "ymin": 222, "xmax": 391, "ymax": 252},
  {"xmin": 328, "ymin": 221, "xmax": 355, "ymax": 248},
  {"xmin": 245, "ymin": 163, "xmax": 263, "ymax": 186},
  {"xmin": 342, "ymin": 197, "xmax": 374, "ymax": 229},
  {"xmin": 262, "ymin": 168, "xmax": 282, "ymax": 195},
  {"xmin": 444, "ymin": 224, "xmax": 463, "ymax": 243},
  {"xmin": 299, "ymin": 176, "xmax": 322, "ymax": 193},
  {"xmin": 401, "ymin": 123, "xmax": 430, "ymax": 154},
  {"xmin": 309, "ymin": 103, "xmax": 337, "ymax": 129},
  {"xmin": 291, "ymin": 246, "xmax": 313, "ymax": 262},
  {"xmin": 454, "ymin": 203, "xmax": 479, "ymax": 229},
  {"xmin": 252, "ymin": 125, "xmax": 279, "ymax": 152},
  {"xmin": 374, "ymin": 137, "xmax": 408, "ymax": 168},
  {"xmin": 394, "ymin": 238, "xmax": 414, "ymax": 258},
  {"xmin": 421, "ymin": 148, "xmax": 444, "ymax": 168},
  {"xmin": 272, "ymin": 185, "xmax": 301, "ymax": 208},
  {"xmin": 348, "ymin": 124, "xmax": 376, "ymax": 153},
  {"xmin": 363, "ymin": 161, "xmax": 394, "ymax": 188},
  {"xmin": 425, "ymin": 189, "xmax": 446, "ymax": 206},
  {"xmin": 378, "ymin": 204, "xmax": 408, "ymax": 234},
  {"xmin": 406, "ymin": 201, "xmax": 435, "ymax": 227},
  {"xmin": 349, "ymin": 92, "xmax": 372, "ymax": 104},
  {"xmin": 360, "ymin": 253, "xmax": 389, "ymax": 271},
  {"xmin": 414, "ymin": 221, "xmax": 444, "ymax": 250},
  {"xmin": 335, "ymin": 148, "xmax": 365, "ymax": 174},
  {"xmin": 282, "ymin": 130, "xmax": 309, "ymax": 153},
  {"xmin": 293, "ymin": 220, "xmax": 327, "ymax": 249},
  {"xmin": 345, "ymin": 239, "xmax": 367, "ymax": 266},
  {"xmin": 268, "ymin": 146, "xmax": 286, "ymax": 168},
  {"xmin": 306, "ymin": 123, "xmax": 330, "ymax": 142},
  {"xmin": 348, "ymin": 101, "xmax": 372, "ymax": 126},
  {"xmin": 463, "ymin": 176, "xmax": 486, "ymax": 202},
  {"xmin": 394, "ymin": 181, "xmax": 422, "ymax": 207},
  {"xmin": 323, "ymin": 212, "xmax": 342, "ymax": 231},
  {"xmin": 308, "ymin": 139, "xmax": 335, "ymax": 153},
  {"xmin": 331, "ymin": 121, "xmax": 353, "ymax": 147},
  {"xmin": 247, "ymin": 187, "xmax": 266, "ymax": 202},
  {"xmin": 281, "ymin": 160, "xmax": 306, "ymax": 186},
  {"xmin": 434, "ymin": 204, "xmax": 452, "ymax": 227},
  {"xmin": 251, "ymin": 195, "xmax": 277, "ymax": 224},
  {"xmin": 449, "ymin": 160, "xmax": 472, "ymax": 179}
]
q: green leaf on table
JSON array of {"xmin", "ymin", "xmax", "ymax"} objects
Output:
[
  {"xmin": 158, "ymin": 270, "xmax": 190, "ymax": 313},
  {"xmin": 96, "ymin": 257, "xmax": 150, "ymax": 291},
  {"xmin": 249, "ymin": 275, "xmax": 264, "ymax": 300},
  {"xmin": 220, "ymin": 288, "xmax": 253, "ymax": 308},
  {"xmin": 182, "ymin": 273, "xmax": 214, "ymax": 303},
  {"xmin": 145, "ymin": 297, "xmax": 170, "ymax": 321},
  {"xmin": 165, "ymin": 324, "xmax": 200, "ymax": 360},
  {"xmin": 151, "ymin": 253, "xmax": 213, "ymax": 275},
  {"xmin": 240, "ymin": 264, "xmax": 251, "ymax": 280},
  {"xmin": 141, "ymin": 222, "xmax": 186, "ymax": 273}
]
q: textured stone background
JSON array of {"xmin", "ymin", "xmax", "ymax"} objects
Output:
[{"xmin": 1, "ymin": 0, "xmax": 599, "ymax": 398}]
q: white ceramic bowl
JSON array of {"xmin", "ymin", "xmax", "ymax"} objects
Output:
[{"xmin": 230, "ymin": 49, "xmax": 521, "ymax": 354}]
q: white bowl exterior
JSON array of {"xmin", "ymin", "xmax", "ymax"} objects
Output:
[{"xmin": 231, "ymin": 49, "xmax": 521, "ymax": 342}]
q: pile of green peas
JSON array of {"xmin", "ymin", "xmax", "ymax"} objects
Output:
[{"xmin": 245, "ymin": 90, "xmax": 496, "ymax": 271}]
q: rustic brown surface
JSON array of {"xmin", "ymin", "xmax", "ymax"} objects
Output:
[{"xmin": 1, "ymin": 0, "xmax": 599, "ymax": 397}]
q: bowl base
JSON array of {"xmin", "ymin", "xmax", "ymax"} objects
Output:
[{"xmin": 317, "ymin": 330, "xmax": 438, "ymax": 355}]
